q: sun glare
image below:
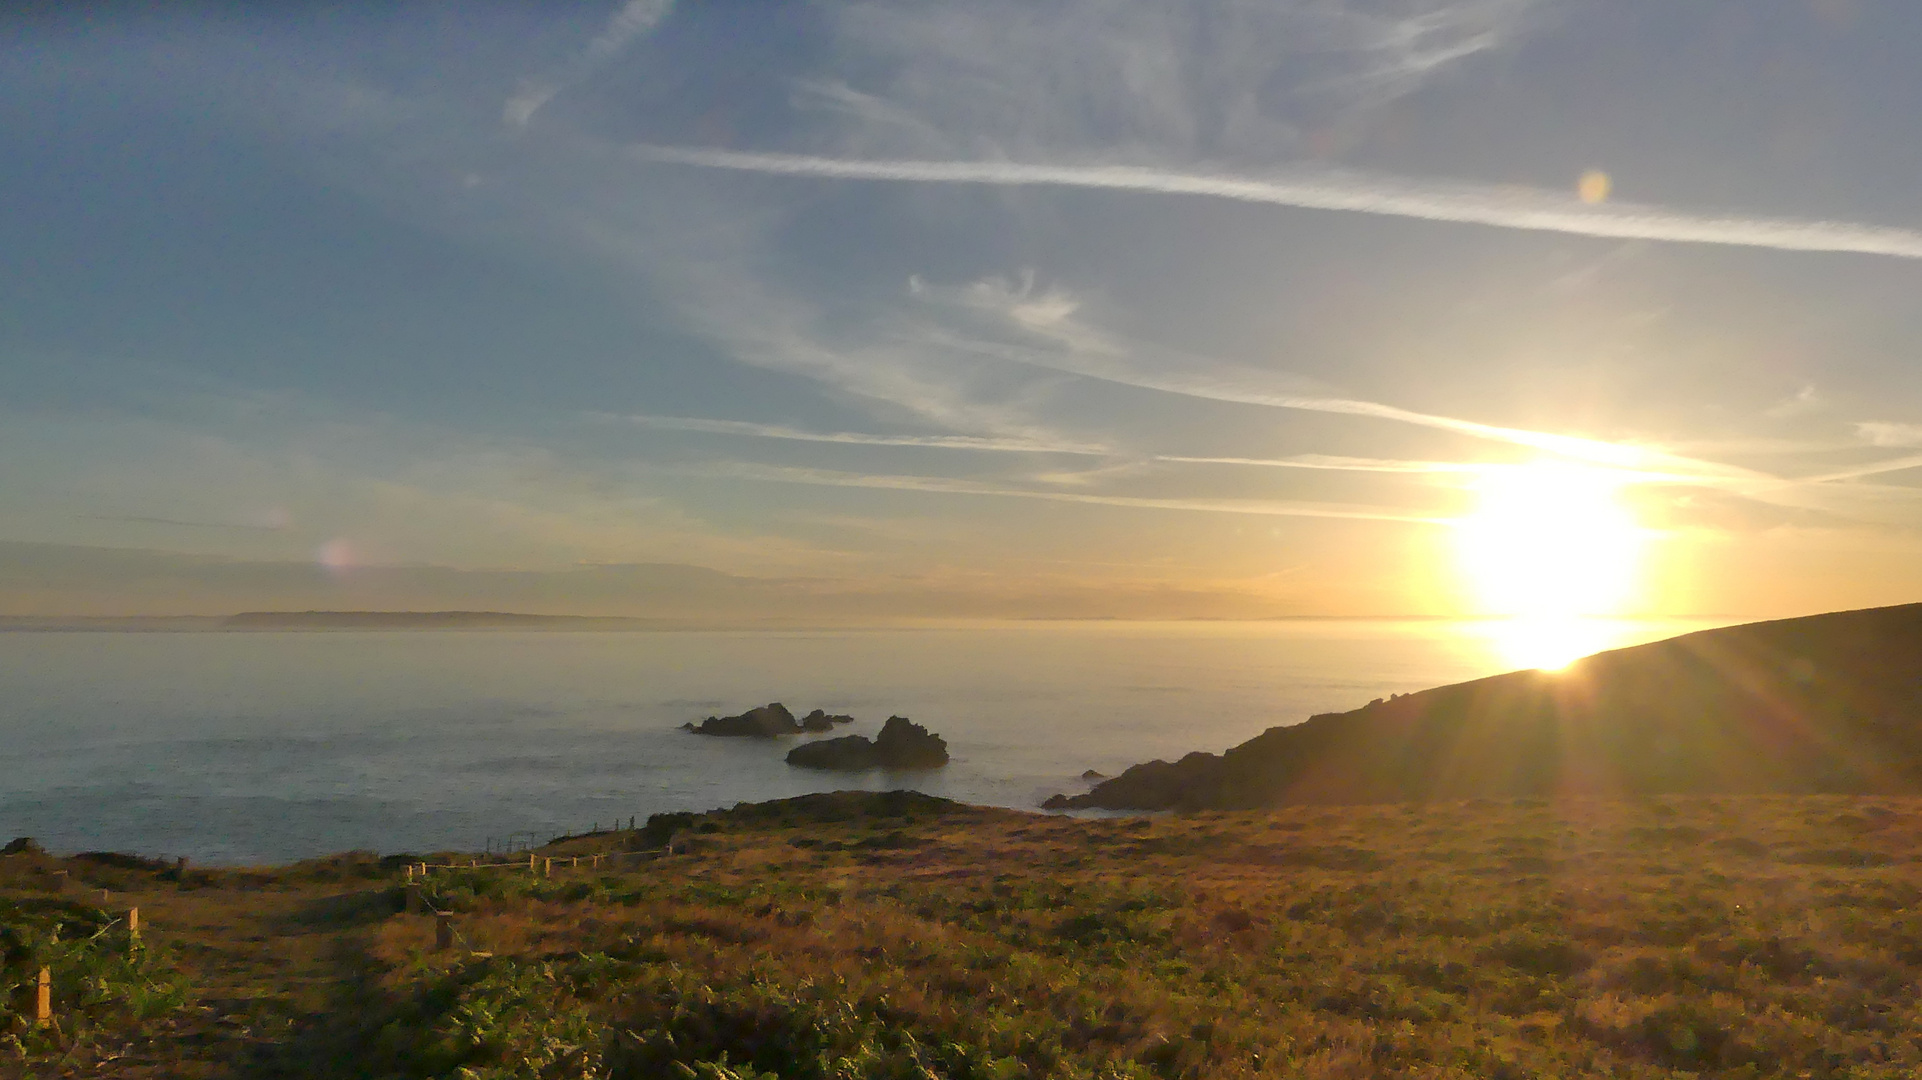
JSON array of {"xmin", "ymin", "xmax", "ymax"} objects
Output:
[{"xmin": 1454, "ymin": 461, "xmax": 1646, "ymax": 669}]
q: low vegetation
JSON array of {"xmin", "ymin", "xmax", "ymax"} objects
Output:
[{"xmin": 10, "ymin": 790, "xmax": 1922, "ymax": 1077}]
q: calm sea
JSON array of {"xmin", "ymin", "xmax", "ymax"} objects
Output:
[{"xmin": 0, "ymin": 619, "xmax": 1720, "ymax": 864}]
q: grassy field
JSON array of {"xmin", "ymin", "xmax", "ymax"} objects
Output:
[{"xmin": 7, "ymin": 790, "xmax": 1922, "ymax": 1078}]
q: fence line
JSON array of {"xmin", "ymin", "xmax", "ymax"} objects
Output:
[{"xmin": 403, "ymin": 849, "xmax": 665, "ymax": 875}]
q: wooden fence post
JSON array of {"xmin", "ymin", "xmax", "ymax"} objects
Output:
[
  {"xmin": 404, "ymin": 864, "xmax": 415, "ymax": 884},
  {"xmin": 435, "ymin": 914, "xmax": 453, "ymax": 952},
  {"xmin": 528, "ymin": 852, "xmax": 536, "ymax": 872},
  {"xmin": 128, "ymin": 906, "xmax": 140, "ymax": 943},
  {"xmin": 35, "ymin": 967, "xmax": 51, "ymax": 1028},
  {"xmin": 542, "ymin": 857, "xmax": 552, "ymax": 878}
]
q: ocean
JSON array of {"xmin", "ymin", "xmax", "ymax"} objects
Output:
[{"xmin": 0, "ymin": 619, "xmax": 1720, "ymax": 864}]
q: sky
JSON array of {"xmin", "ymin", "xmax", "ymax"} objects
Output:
[{"xmin": 6, "ymin": 0, "xmax": 1922, "ymax": 620}]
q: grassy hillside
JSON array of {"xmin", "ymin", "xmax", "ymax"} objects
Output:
[
  {"xmin": 9, "ymin": 790, "xmax": 1922, "ymax": 1078},
  {"xmin": 1053, "ymin": 603, "xmax": 1922, "ymax": 810}
]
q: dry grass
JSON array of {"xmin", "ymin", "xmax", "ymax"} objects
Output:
[{"xmin": 11, "ymin": 792, "xmax": 1922, "ymax": 1077}]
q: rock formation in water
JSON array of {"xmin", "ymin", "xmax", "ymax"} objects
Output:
[
  {"xmin": 787, "ymin": 716, "xmax": 950, "ymax": 770},
  {"xmin": 1045, "ymin": 603, "xmax": 1922, "ymax": 810},
  {"xmin": 683, "ymin": 704, "xmax": 856, "ymax": 737},
  {"xmin": 800, "ymin": 709, "xmax": 855, "ymax": 732},
  {"xmin": 683, "ymin": 703, "xmax": 802, "ymax": 737}
]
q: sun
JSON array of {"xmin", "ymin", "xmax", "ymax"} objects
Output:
[{"xmin": 1454, "ymin": 461, "xmax": 1647, "ymax": 668}]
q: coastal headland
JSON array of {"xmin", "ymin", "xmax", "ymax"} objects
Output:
[{"xmin": 1052, "ymin": 602, "xmax": 1922, "ymax": 810}]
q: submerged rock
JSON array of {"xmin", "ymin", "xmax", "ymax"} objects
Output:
[{"xmin": 787, "ymin": 716, "xmax": 950, "ymax": 770}]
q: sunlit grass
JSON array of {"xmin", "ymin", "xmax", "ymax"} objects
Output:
[{"xmin": 14, "ymin": 792, "xmax": 1922, "ymax": 1077}]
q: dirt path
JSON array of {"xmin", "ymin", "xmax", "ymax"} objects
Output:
[{"xmin": 12, "ymin": 882, "xmax": 390, "ymax": 1079}]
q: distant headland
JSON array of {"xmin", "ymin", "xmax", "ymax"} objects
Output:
[
  {"xmin": 0, "ymin": 611, "xmax": 669, "ymax": 631},
  {"xmin": 220, "ymin": 610, "xmax": 660, "ymax": 629}
]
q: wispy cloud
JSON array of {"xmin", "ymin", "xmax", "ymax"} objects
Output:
[
  {"xmin": 634, "ymin": 146, "xmax": 1922, "ymax": 261},
  {"xmin": 911, "ymin": 274, "xmax": 1769, "ymax": 483},
  {"xmin": 77, "ymin": 514, "xmax": 288, "ymax": 533},
  {"xmin": 1796, "ymin": 455, "xmax": 1922, "ymax": 484},
  {"xmin": 601, "ymin": 413, "xmax": 1113, "ymax": 455},
  {"xmin": 694, "ymin": 462, "xmax": 1445, "ymax": 524},
  {"xmin": 827, "ymin": 0, "xmax": 1543, "ymax": 158},
  {"xmin": 614, "ymin": 413, "xmax": 1517, "ymax": 477},
  {"xmin": 506, "ymin": 0, "xmax": 675, "ymax": 128},
  {"xmin": 1858, "ymin": 421, "xmax": 1922, "ymax": 448},
  {"xmin": 1157, "ymin": 453, "xmax": 1484, "ymax": 474}
]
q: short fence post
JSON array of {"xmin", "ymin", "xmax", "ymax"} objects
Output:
[
  {"xmin": 404, "ymin": 864, "xmax": 415, "ymax": 884},
  {"xmin": 35, "ymin": 967, "xmax": 51, "ymax": 1028},
  {"xmin": 542, "ymin": 857, "xmax": 551, "ymax": 877},
  {"xmin": 434, "ymin": 914, "xmax": 453, "ymax": 952},
  {"xmin": 127, "ymin": 906, "xmax": 140, "ymax": 943},
  {"xmin": 528, "ymin": 852, "xmax": 536, "ymax": 872}
]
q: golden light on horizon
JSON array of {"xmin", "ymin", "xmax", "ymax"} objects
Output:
[{"xmin": 1454, "ymin": 461, "xmax": 1648, "ymax": 669}]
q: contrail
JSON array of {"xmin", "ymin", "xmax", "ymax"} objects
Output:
[{"xmin": 634, "ymin": 145, "xmax": 1922, "ymax": 261}]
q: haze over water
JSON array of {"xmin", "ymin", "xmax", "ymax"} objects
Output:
[{"xmin": 0, "ymin": 619, "xmax": 1720, "ymax": 864}]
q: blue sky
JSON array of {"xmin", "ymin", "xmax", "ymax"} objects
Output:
[{"xmin": 6, "ymin": 0, "xmax": 1922, "ymax": 619}]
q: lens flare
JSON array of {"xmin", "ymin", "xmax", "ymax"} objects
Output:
[{"xmin": 317, "ymin": 538, "xmax": 357, "ymax": 576}]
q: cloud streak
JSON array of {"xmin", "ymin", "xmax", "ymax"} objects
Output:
[
  {"xmin": 506, "ymin": 0, "xmax": 675, "ymax": 127},
  {"xmin": 614, "ymin": 414, "xmax": 1516, "ymax": 477},
  {"xmin": 603, "ymin": 413, "xmax": 1112, "ymax": 455},
  {"xmin": 696, "ymin": 462, "xmax": 1445, "ymax": 525},
  {"xmin": 635, "ymin": 145, "xmax": 1922, "ymax": 261}
]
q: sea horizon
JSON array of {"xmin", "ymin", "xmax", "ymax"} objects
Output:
[{"xmin": 0, "ymin": 616, "xmax": 1728, "ymax": 865}]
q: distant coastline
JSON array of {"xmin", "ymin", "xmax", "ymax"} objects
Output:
[
  {"xmin": 0, "ymin": 611, "xmax": 1739, "ymax": 632},
  {"xmin": 0, "ymin": 611, "xmax": 668, "ymax": 632}
]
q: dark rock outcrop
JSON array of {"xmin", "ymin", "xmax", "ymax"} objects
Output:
[
  {"xmin": 800, "ymin": 709, "xmax": 855, "ymax": 733},
  {"xmin": 682, "ymin": 704, "xmax": 858, "ymax": 737},
  {"xmin": 683, "ymin": 703, "xmax": 802, "ymax": 737},
  {"xmin": 1080, "ymin": 769, "xmax": 1108, "ymax": 780},
  {"xmin": 2, "ymin": 837, "xmax": 43, "ymax": 856},
  {"xmin": 1046, "ymin": 603, "xmax": 1922, "ymax": 810},
  {"xmin": 787, "ymin": 716, "xmax": 950, "ymax": 770}
]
